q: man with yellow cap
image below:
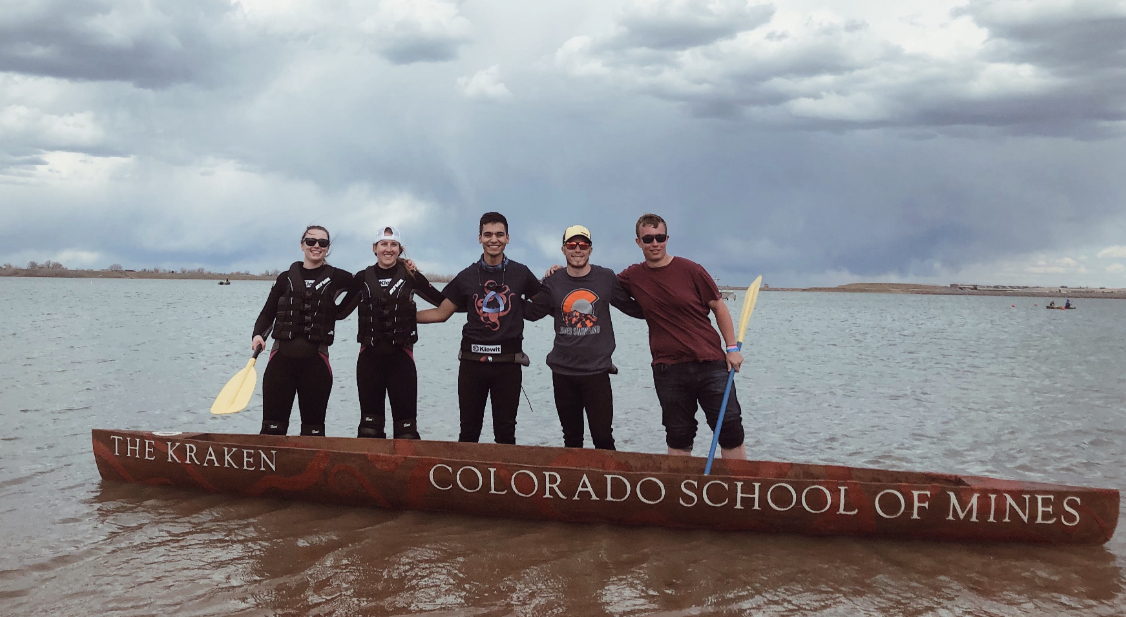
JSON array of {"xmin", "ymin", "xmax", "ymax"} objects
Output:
[{"xmin": 524, "ymin": 225, "xmax": 644, "ymax": 450}]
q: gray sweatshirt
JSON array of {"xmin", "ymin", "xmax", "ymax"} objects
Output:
[{"xmin": 524, "ymin": 265, "xmax": 644, "ymax": 375}]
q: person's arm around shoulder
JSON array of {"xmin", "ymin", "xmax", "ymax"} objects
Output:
[
  {"xmin": 412, "ymin": 270, "xmax": 446, "ymax": 307},
  {"xmin": 417, "ymin": 298, "xmax": 458, "ymax": 323},
  {"xmin": 523, "ymin": 272, "xmax": 555, "ymax": 322},
  {"xmin": 522, "ymin": 263, "xmax": 543, "ymax": 299},
  {"xmin": 335, "ymin": 270, "xmax": 364, "ymax": 320},
  {"xmin": 609, "ymin": 270, "xmax": 644, "ymax": 319}
]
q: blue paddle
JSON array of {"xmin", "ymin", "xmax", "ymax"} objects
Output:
[{"xmin": 704, "ymin": 275, "xmax": 761, "ymax": 475}]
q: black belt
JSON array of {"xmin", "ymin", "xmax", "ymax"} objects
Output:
[{"xmin": 458, "ymin": 350, "xmax": 530, "ymax": 366}]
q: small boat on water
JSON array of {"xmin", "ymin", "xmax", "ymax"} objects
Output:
[
  {"xmin": 1046, "ymin": 306, "xmax": 1076, "ymax": 310},
  {"xmin": 92, "ymin": 429, "xmax": 1118, "ymax": 544}
]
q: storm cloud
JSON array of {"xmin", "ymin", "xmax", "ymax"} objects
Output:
[{"xmin": 2, "ymin": 0, "xmax": 1125, "ymax": 287}]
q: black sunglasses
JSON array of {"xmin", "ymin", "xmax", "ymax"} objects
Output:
[
  {"xmin": 564, "ymin": 241, "xmax": 591, "ymax": 250},
  {"xmin": 303, "ymin": 237, "xmax": 330, "ymax": 248},
  {"xmin": 640, "ymin": 234, "xmax": 668, "ymax": 244}
]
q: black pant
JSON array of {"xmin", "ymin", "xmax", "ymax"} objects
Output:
[
  {"xmin": 457, "ymin": 361, "xmax": 521, "ymax": 444},
  {"xmin": 552, "ymin": 372, "xmax": 615, "ymax": 450},
  {"xmin": 261, "ymin": 351, "xmax": 333, "ymax": 435},
  {"xmin": 356, "ymin": 346, "xmax": 419, "ymax": 438}
]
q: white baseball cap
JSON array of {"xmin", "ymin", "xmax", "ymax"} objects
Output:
[{"xmin": 374, "ymin": 225, "xmax": 403, "ymax": 244}]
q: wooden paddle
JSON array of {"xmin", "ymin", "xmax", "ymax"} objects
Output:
[
  {"xmin": 704, "ymin": 275, "xmax": 762, "ymax": 475},
  {"xmin": 210, "ymin": 346, "xmax": 265, "ymax": 415}
]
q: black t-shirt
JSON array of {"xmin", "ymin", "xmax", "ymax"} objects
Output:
[{"xmin": 442, "ymin": 258, "xmax": 542, "ymax": 351}]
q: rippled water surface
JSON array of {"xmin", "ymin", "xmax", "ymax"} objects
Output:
[{"xmin": 2, "ymin": 278, "xmax": 1124, "ymax": 615}]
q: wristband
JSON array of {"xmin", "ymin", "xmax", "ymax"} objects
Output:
[{"xmin": 726, "ymin": 345, "xmax": 739, "ymax": 352}]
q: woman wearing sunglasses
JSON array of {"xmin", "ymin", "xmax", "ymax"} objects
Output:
[
  {"xmin": 250, "ymin": 225, "xmax": 354, "ymax": 437},
  {"xmin": 336, "ymin": 225, "xmax": 445, "ymax": 440}
]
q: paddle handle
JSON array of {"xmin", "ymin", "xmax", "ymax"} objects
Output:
[
  {"xmin": 704, "ymin": 341, "xmax": 741, "ymax": 475},
  {"xmin": 251, "ymin": 326, "xmax": 272, "ymax": 359}
]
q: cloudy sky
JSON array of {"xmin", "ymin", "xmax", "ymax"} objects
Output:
[{"xmin": 2, "ymin": 0, "xmax": 1125, "ymax": 287}]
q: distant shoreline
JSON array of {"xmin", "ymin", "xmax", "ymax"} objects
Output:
[
  {"xmin": 0, "ymin": 268, "xmax": 454, "ymax": 282},
  {"xmin": 724, "ymin": 282, "xmax": 1126, "ymax": 300},
  {"xmin": 0, "ymin": 268, "xmax": 275, "ymax": 281},
  {"xmin": 5, "ymin": 270, "xmax": 1121, "ymax": 298}
]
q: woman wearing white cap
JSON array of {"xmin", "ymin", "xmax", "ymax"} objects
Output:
[{"xmin": 337, "ymin": 225, "xmax": 445, "ymax": 439}]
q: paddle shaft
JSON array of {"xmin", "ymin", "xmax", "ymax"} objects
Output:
[{"xmin": 704, "ymin": 341, "xmax": 741, "ymax": 475}]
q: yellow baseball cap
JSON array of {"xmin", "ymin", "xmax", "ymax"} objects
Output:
[{"xmin": 563, "ymin": 225, "xmax": 592, "ymax": 244}]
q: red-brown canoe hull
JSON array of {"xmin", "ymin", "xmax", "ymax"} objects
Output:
[{"xmin": 92, "ymin": 429, "xmax": 1119, "ymax": 544}]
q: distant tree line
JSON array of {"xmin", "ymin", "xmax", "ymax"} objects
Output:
[{"xmin": 24, "ymin": 261, "xmax": 68, "ymax": 270}]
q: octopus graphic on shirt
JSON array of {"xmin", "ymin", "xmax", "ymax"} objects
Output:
[{"xmin": 473, "ymin": 280, "xmax": 513, "ymax": 330}]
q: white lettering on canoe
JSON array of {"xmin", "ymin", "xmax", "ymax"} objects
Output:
[
  {"xmin": 575, "ymin": 474, "xmax": 599, "ymax": 500},
  {"xmin": 1062, "ymin": 496, "xmax": 1081, "ymax": 526},
  {"xmin": 703, "ymin": 480, "xmax": 729, "ymax": 507},
  {"xmin": 102, "ymin": 436, "xmax": 1092, "ymax": 531},
  {"xmin": 430, "ymin": 464, "xmax": 453, "ymax": 490},
  {"xmin": 637, "ymin": 478, "xmax": 665, "ymax": 505},
  {"xmin": 1036, "ymin": 495, "xmax": 1056, "ymax": 524},
  {"xmin": 875, "ymin": 489, "xmax": 906, "ymax": 519},
  {"xmin": 838, "ymin": 486, "xmax": 858, "ymax": 515},
  {"xmin": 488, "ymin": 468, "xmax": 508, "ymax": 495},
  {"xmin": 457, "ymin": 467, "xmax": 483, "ymax": 493},
  {"xmin": 260, "ymin": 450, "xmax": 276, "ymax": 472},
  {"xmin": 733, "ymin": 481, "xmax": 760, "ymax": 510},
  {"xmin": 911, "ymin": 490, "xmax": 931, "ymax": 520},
  {"xmin": 680, "ymin": 480, "xmax": 698, "ymax": 507},
  {"xmin": 511, "ymin": 470, "xmax": 538, "ymax": 497},
  {"xmin": 1003, "ymin": 494, "xmax": 1030, "ymax": 523},
  {"xmin": 947, "ymin": 492, "xmax": 978, "ymax": 522},
  {"xmin": 767, "ymin": 483, "xmax": 797, "ymax": 512},
  {"xmin": 543, "ymin": 471, "xmax": 565, "ymax": 499},
  {"xmin": 802, "ymin": 485, "xmax": 832, "ymax": 514},
  {"xmin": 605, "ymin": 475, "xmax": 630, "ymax": 502}
]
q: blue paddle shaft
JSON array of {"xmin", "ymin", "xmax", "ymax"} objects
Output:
[{"xmin": 704, "ymin": 341, "xmax": 741, "ymax": 475}]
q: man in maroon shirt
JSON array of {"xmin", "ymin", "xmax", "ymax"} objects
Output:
[{"xmin": 617, "ymin": 213, "xmax": 747, "ymax": 459}]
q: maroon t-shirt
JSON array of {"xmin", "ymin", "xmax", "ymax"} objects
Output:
[{"xmin": 618, "ymin": 257, "xmax": 725, "ymax": 365}]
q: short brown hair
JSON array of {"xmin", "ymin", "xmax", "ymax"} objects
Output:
[{"xmin": 635, "ymin": 213, "xmax": 666, "ymax": 238}]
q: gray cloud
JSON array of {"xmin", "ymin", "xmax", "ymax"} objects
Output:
[
  {"xmin": 556, "ymin": 0, "xmax": 1126, "ymax": 134},
  {"xmin": 611, "ymin": 0, "xmax": 774, "ymax": 51},
  {"xmin": 360, "ymin": 0, "xmax": 473, "ymax": 65},
  {"xmin": 2, "ymin": 0, "xmax": 1125, "ymax": 289},
  {"xmin": 0, "ymin": 0, "xmax": 252, "ymax": 88}
]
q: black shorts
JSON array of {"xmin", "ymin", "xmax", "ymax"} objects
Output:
[{"xmin": 652, "ymin": 360, "xmax": 744, "ymax": 451}]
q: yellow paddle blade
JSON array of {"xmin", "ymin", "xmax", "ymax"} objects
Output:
[
  {"xmin": 736, "ymin": 275, "xmax": 762, "ymax": 344},
  {"xmin": 210, "ymin": 358, "xmax": 258, "ymax": 415}
]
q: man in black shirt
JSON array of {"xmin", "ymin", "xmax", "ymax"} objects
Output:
[{"xmin": 417, "ymin": 212, "xmax": 542, "ymax": 444}]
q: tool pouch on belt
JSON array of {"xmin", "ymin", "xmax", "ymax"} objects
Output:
[{"xmin": 458, "ymin": 350, "xmax": 531, "ymax": 366}]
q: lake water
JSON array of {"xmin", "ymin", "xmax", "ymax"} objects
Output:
[{"xmin": 1, "ymin": 277, "xmax": 1124, "ymax": 615}]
